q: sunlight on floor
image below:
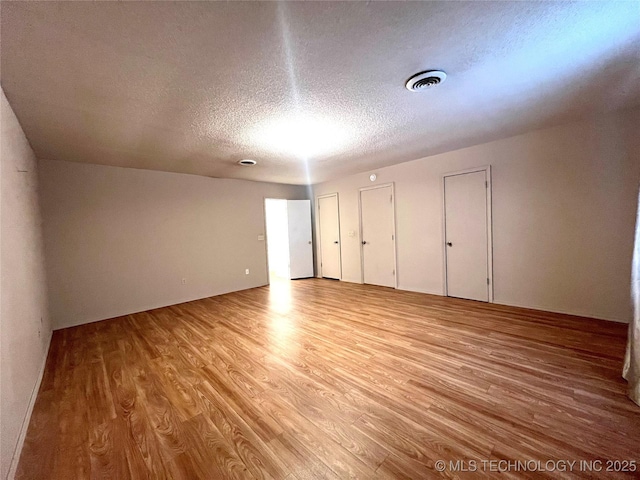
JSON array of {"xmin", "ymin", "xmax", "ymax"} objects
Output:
[
  {"xmin": 267, "ymin": 278, "xmax": 296, "ymax": 350},
  {"xmin": 268, "ymin": 277, "xmax": 293, "ymax": 312}
]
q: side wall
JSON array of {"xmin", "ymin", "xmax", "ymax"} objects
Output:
[
  {"xmin": 39, "ymin": 160, "xmax": 309, "ymax": 329},
  {"xmin": 313, "ymin": 108, "xmax": 640, "ymax": 322},
  {"xmin": 0, "ymin": 90, "xmax": 51, "ymax": 479}
]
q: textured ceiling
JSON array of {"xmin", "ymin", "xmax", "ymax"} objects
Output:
[{"xmin": 2, "ymin": 1, "xmax": 639, "ymax": 185}]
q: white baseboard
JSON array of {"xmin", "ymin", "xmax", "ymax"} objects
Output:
[
  {"xmin": 367, "ymin": 282, "xmax": 629, "ymax": 323},
  {"xmin": 6, "ymin": 331, "xmax": 52, "ymax": 480},
  {"xmin": 493, "ymin": 299, "xmax": 630, "ymax": 323}
]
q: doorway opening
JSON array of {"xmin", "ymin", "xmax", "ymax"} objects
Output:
[
  {"xmin": 265, "ymin": 199, "xmax": 291, "ymax": 283},
  {"xmin": 264, "ymin": 198, "xmax": 314, "ymax": 285}
]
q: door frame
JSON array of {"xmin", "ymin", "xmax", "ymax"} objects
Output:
[
  {"xmin": 441, "ymin": 165, "xmax": 494, "ymax": 302},
  {"xmin": 264, "ymin": 198, "xmax": 315, "ymax": 283},
  {"xmin": 358, "ymin": 183, "xmax": 398, "ymax": 289},
  {"xmin": 316, "ymin": 192, "xmax": 342, "ymax": 280}
]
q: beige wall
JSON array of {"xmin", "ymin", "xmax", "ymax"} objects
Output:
[
  {"xmin": 39, "ymin": 160, "xmax": 309, "ymax": 330},
  {"xmin": 313, "ymin": 108, "xmax": 640, "ymax": 323},
  {"xmin": 1, "ymin": 90, "xmax": 51, "ymax": 479}
]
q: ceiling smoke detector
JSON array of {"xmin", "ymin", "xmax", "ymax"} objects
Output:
[
  {"xmin": 238, "ymin": 159, "xmax": 257, "ymax": 166},
  {"xmin": 405, "ymin": 70, "xmax": 447, "ymax": 92}
]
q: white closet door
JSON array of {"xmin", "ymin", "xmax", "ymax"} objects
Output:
[
  {"xmin": 360, "ymin": 185, "xmax": 396, "ymax": 288},
  {"xmin": 444, "ymin": 170, "xmax": 489, "ymax": 301},
  {"xmin": 318, "ymin": 195, "xmax": 341, "ymax": 279}
]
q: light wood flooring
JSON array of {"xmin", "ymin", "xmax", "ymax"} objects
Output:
[{"xmin": 16, "ymin": 279, "xmax": 639, "ymax": 479}]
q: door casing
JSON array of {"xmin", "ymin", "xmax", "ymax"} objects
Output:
[{"xmin": 263, "ymin": 198, "xmax": 314, "ymax": 283}]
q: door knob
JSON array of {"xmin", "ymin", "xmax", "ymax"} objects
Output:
[
  {"xmin": 334, "ymin": 241, "xmax": 339, "ymax": 244},
  {"xmin": 362, "ymin": 241, "xmax": 367, "ymax": 245},
  {"xmin": 446, "ymin": 242, "xmax": 453, "ymax": 247}
]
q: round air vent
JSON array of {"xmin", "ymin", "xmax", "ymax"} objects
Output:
[
  {"xmin": 238, "ymin": 159, "xmax": 257, "ymax": 166},
  {"xmin": 405, "ymin": 70, "xmax": 447, "ymax": 92}
]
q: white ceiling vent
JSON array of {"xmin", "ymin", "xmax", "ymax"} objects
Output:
[
  {"xmin": 238, "ymin": 159, "xmax": 257, "ymax": 166},
  {"xmin": 405, "ymin": 70, "xmax": 447, "ymax": 92}
]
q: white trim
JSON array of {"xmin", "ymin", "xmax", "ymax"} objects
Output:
[
  {"xmin": 494, "ymin": 300, "xmax": 629, "ymax": 324},
  {"xmin": 486, "ymin": 166, "xmax": 494, "ymax": 302},
  {"xmin": 441, "ymin": 165, "xmax": 494, "ymax": 302},
  {"xmin": 440, "ymin": 180, "xmax": 448, "ymax": 296},
  {"xmin": 262, "ymin": 197, "xmax": 271, "ymax": 285},
  {"xmin": 7, "ymin": 331, "xmax": 53, "ymax": 480},
  {"xmin": 315, "ymin": 193, "xmax": 342, "ymax": 280},
  {"xmin": 358, "ymin": 183, "xmax": 398, "ymax": 289}
]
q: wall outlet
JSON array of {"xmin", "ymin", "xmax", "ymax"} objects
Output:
[
  {"xmin": 182, "ymin": 278, "xmax": 187, "ymax": 284},
  {"xmin": 245, "ymin": 269, "xmax": 250, "ymax": 275}
]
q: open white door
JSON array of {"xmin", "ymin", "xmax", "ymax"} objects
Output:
[
  {"xmin": 318, "ymin": 194, "xmax": 341, "ymax": 279},
  {"xmin": 444, "ymin": 168, "xmax": 492, "ymax": 302},
  {"xmin": 360, "ymin": 185, "xmax": 396, "ymax": 288},
  {"xmin": 287, "ymin": 200, "xmax": 314, "ymax": 279}
]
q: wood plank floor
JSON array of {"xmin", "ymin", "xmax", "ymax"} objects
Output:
[{"xmin": 16, "ymin": 279, "xmax": 639, "ymax": 479}]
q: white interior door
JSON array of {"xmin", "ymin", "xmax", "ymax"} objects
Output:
[
  {"xmin": 287, "ymin": 200, "xmax": 314, "ymax": 279},
  {"xmin": 318, "ymin": 195, "xmax": 341, "ymax": 279},
  {"xmin": 360, "ymin": 185, "xmax": 396, "ymax": 288},
  {"xmin": 444, "ymin": 170, "xmax": 490, "ymax": 301}
]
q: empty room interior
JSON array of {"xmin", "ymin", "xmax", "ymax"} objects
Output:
[{"xmin": 2, "ymin": 1, "xmax": 640, "ymax": 479}]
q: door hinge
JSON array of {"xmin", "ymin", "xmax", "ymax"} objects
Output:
[
  {"xmin": 485, "ymin": 181, "xmax": 488, "ymax": 188},
  {"xmin": 390, "ymin": 195, "xmax": 393, "ymax": 203},
  {"xmin": 393, "ymin": 269, "xmax": 396, "ymax": 276},
  {"xmin": 487, "ymin": 278, "xmax": 490, "ymax": 285},
  {"xmin": 392, "ymin": 234, "xmax": 394, "ymax": 240}
]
